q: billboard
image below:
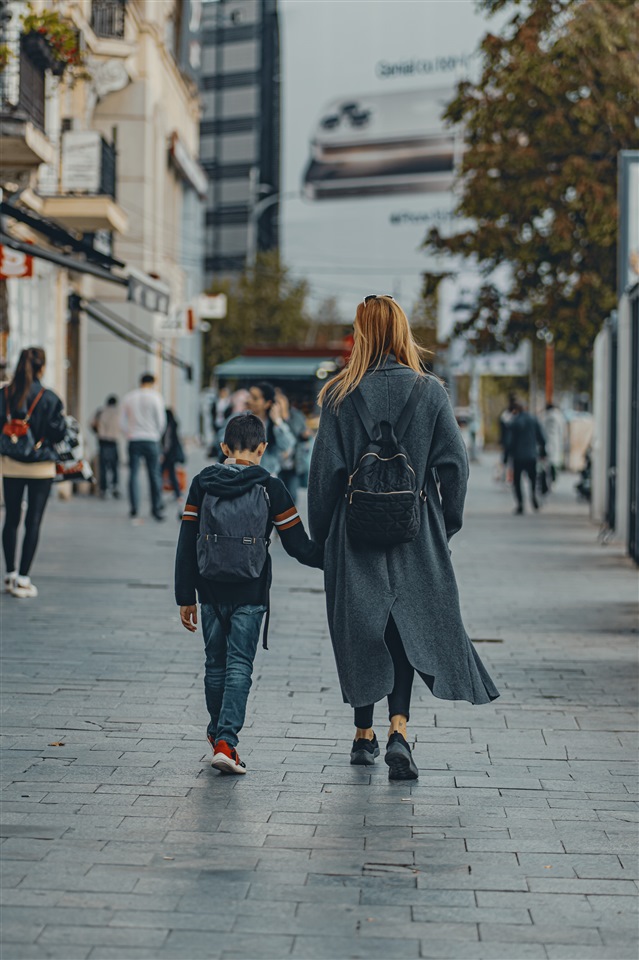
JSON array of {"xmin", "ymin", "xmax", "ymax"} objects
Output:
[{"xmin": 279, "ymin": 0, "xmax": 497, "ymax": 327}]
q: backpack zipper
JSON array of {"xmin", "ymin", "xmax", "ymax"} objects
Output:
[{"xmin": 349, "ymin": 452, "xmax": 415, "ymax": 485}]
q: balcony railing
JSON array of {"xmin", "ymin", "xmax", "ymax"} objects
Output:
[
  {"xmin": 0, "ymin": 36, "xmax": 47, "ymax": 131},
  {"xmin": 99, "ymin": 135, "xmax": 117, "ymax": 198},
  {"xmin": 91, "ymin": 0, "xmax": 127, "ymax": 40},
  {"xmin": 57, "ymin": 130, "xmax": 118, "ymax": 199}
]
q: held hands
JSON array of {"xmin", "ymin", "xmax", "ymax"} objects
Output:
[{"xmin": 180, "ymin": 605, "xmax": 198, "ymax": 633}]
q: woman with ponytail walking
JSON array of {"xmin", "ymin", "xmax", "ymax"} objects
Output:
[
  {"xmin": 0, "ymin": 348, "xmax": 66, "ymax": 598},
  {"xmin": 308, "ymin": 296, "xmax": 499, "ymax": 780}
]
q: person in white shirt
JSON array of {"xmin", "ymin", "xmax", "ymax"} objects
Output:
[{"xmin": 120, "ymin": 373, "xmax": 167, "ymax": 521}]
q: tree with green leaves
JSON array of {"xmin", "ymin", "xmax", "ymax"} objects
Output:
[
  {"xmin": 424, "ymin": 0, "xmax": 639, "ymax": 391},
  {"xmin": 202, "ymin": 251, "xmax": 309, "ymax": 383}
]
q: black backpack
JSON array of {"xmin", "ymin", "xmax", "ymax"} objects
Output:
[
  {"xmin": 197, "ymin": 484, "xmax": 271, "ymax": 582},
  {"xmin": 346, "ymin": 380, "xmax": 426, "ymax": 546},
  {"xmin": 197, "ymin": 481, "xmax": 273, "ymax": 648}
]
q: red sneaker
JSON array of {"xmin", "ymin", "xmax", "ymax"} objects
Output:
[
  {"xmin": 211, "ymin": 739, "xmax": 247, "ymax": 775},
  {"xmin": 207, "ymin": 734, "xmax": 215, "ymax": 759}
]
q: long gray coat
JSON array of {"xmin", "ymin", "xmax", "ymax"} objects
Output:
[{"xmin": 308, "ymin": 358, "xmax": 499, "ymax": 708}]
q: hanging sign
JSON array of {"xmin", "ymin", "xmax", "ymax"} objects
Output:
[{"xmin": 0, "ymin": 246, "xmax": 33, "ymax": 279}]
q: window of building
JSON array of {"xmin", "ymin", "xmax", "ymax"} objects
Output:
[
  {"xmin": 202, "ymin": 45, "xmax": 217, "ymax": 74},
  {"xmin": 220, "ymin": 40, "xmax": 258, "ymax": 73},
  {"xmin": 207, "ymin": 223, "xmax": 248, "ymax": 254},
  {"xmin": 218, "ymin": 179, "xmax": 251, "ymax": 205},
  {"xmin": 220, "ymin": 87, "xmax": 259, "ymax": 119},
  {"xmin": 200, "ymin": 135, "xmax": 216, "ymax": 161},
  {"xmin": 219, "ymin": 224, "xmax": 248, "ymax": 252},
  {"xmin": 220, "ymin": 131, "xmax": 257, "ymax": 164}
]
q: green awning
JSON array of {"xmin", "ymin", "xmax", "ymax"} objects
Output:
[{"xmin": 214, "ymin": 356, "xmax": 339, "ymax": 380}]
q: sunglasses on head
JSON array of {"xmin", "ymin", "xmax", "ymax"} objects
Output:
[{"xmin": 363, "ymin": 294, "xmax": 395, "ymax": 305}]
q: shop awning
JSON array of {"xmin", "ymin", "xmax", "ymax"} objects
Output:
[
  {"xmin": 0, "ymin": 230, "xmax": 128, "ymax": 286},
  {"xmin": 83, "ymin": 299, "xmax": 192, "ymax": 380},
  {"xmin": 0, "ymin": 200, "xmax": 125, "ymax": 270},
  {"xmin": 214, "ymin": 356, "xmax": 339, "ymax": 380}
]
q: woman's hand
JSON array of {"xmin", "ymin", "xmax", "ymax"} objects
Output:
[{"xmin": 180, "ymin": 605, "xmax": 198, "ymax": 632}]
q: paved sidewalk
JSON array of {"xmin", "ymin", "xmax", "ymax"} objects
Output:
[{"xmin": 1, "ymin": 456, "xmax": 637, "ymax": 960}]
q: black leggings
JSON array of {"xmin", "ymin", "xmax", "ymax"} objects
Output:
[
  {"xmin": 354, "ymin": 616, "xmax": 414, "ymax": 729},
  {"xmin": 2, "ymin": 477, "xmax": 53, "ymax": 577}
]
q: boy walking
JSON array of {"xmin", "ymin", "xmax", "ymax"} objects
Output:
[{"xmin": 175, "ymin": 413, "xmax": 322, "ymax": 774}]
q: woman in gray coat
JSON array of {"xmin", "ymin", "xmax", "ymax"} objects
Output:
[{"xmin": 308, "ymin": 296, "xmax": 499, "ymax": 781}]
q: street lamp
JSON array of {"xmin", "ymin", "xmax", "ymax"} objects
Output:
[{"xmin": 245, "ymin": 167, "xmax": 301, "ymax": 268}]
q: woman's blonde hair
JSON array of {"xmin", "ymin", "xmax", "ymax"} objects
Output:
[{"xmin": 318, "ymin": 296, "xmax": 429, "ymax": 408}]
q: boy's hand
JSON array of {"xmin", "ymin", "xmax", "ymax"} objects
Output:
[{"xmin": 180, "ymin": 605, "xmax": 198, "ymax": 632}]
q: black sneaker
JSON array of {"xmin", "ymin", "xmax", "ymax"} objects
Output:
[
  {"xmin": 385, "ymin": 731, "xmax": 418, "ymax": 781},
  {"xmin": 350, "ymin": 734, "xmax": 380, "ymax": 766}
]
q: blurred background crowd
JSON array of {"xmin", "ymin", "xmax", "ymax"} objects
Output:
[{"xmin": 0, "ymin": 0, "xmax": 637, "ymax": 561}]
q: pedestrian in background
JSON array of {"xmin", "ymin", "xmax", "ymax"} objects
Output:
[
  {"xmin": 91, "ymin": 395, "xmax": 121, "ymax": 499},
  {"xmin": 308, "ymin": 296, "xmax": 499, "ymax": 782},
  {"xmin": 208, "ymin": 386, "xmax": 232, "ymax": 459},
  {"xmin": 506, "ymin": 401, "xmax": 547, "ymax": 514},
  {"xmin": 0, "ymin": 347, "xmax": 67, "ymax": 598},
  {"xmin": 275, "ymin": 387, "xmax": 309, "ymax": 503},
  {"xmin": 246, "ymin": 381, "xmax": 295, "ymax": 478},
  {"xmin": 120, "ymin": 373, "xmax": 166, "ymax": 522},
  {"xmin": 161, "ymin": 408, "xmax": 185, "ymax": 501},
  {"xmin": 542, "ymin": 402, "xmax": 566, "ymax": 483}
]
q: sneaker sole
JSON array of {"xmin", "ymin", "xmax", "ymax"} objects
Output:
[
  {"xmin": 385, "ymin": 745, "xmax": 419, "ymax": 781},
  {"xmin": 211, "ymin": 754, "xmax": 247, "ymax": 775},
  {"xmin": 10, "ymin": 589, "xmax": 38, "ymax": 599},
  {"xmin": 350, "ymin": 746, "xmax": 380, "ymax": 766}
]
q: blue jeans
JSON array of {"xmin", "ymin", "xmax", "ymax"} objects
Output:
[
  {"xmin": 201, "ymin": 602, "xmax": 266, "ymax": 747},
  {"xmin": 128, "ymin": 440, "xmax": 163, "ymax": 516}
]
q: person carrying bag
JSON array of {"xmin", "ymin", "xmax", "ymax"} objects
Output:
[
  {"xmin": 308, "ymin": 295, "xmax": 499, "ymax": 781},
  {"xmin": 0, "ymin": 347, "xmax": 66, "ymax": 598}
]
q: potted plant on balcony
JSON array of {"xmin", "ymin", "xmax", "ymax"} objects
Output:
[
  {"xmin": 0, "ymin": 44, "xmax": 12, "ymax": 73},
  {"xmin": 21, "ymin": 6, "xmax": 86, "ymax": 79}
]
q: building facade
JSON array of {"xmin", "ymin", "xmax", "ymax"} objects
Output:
[
  {"xmin": 200, "ymin": 0, "xmax": 280, "ymax": 285},
  {"xmin": 1, "ymin": 0, "xmax": 205, "ymax": 439}
]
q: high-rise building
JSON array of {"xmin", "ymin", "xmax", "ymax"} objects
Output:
[{"xmin": 200, "ymin": 0, "xmax": 280, "ymax": 285}]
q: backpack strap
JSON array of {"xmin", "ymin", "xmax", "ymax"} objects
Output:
[
  {"xmin": 4, "ymin": 387, "xmax": 45, "ymax": 423},
  {"xmin": 395, "ymin": 379, "xmax": 424, "ymax": 442},
  {"xmin": 351, "ymin": 388, "xmax": 380, "ymax": 442},
  {"xmin": 351, "ymin": 379, "xmax": 423, "ymax": 443},
  {"xmin": 26, "ymin": 388, "xmax": 45, "ymax": 421}
]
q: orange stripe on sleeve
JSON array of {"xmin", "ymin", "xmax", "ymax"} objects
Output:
[
  {"xmin": 274, "ymin": 505, "xmax": 297, "ymax": 523},
  {"xmin": 277, "ymin": 516, "xmax": 302, "ymax": 531}
]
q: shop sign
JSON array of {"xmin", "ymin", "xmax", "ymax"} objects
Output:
[{"xmin": 0, "ymin": 246, "xmax": 33, "ymax": 279}]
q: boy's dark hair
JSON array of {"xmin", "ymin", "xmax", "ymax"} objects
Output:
[
  {"xmin": 106, "ymin": 395, "xmax": 118, "ymax": 406},
  {"xmin": 140, "ymin": 373, "xmax": 155, "ymax": 385},
  {"xmin": 254, "ymin": 381, "xmax": 276, "ymax": 406},
  {"xmin": 224, "ymin": 412, "xmax": 266, "ymax": 452}
]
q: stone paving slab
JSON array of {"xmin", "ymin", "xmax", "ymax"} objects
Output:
[{"xmin": 1, "ymin": 455, "xmax": 638, "ymax": 959}]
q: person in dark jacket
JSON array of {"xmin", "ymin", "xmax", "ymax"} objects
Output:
[
  {"xmin": 0, "ymin": 347, "xmax": 66, "ymax": 598},
  {"xmin": 505, "ymin": 402, "xmax": 547, "ymax": 514},
  {"xmin": 161, "ymin": 408, "xmax": 185, "ymax": 500},
  {"xmin": 175, "ymin": 412, "xmax": 323, "ymax": 775},
  {"xmin": 308, "ymin": 296, "xmax": 499, "ymax": 782}
]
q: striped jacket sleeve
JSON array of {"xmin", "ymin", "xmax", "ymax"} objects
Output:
[{"xmin": 268, "ymin": 478, "xmax": 323, "ymax": 569}]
